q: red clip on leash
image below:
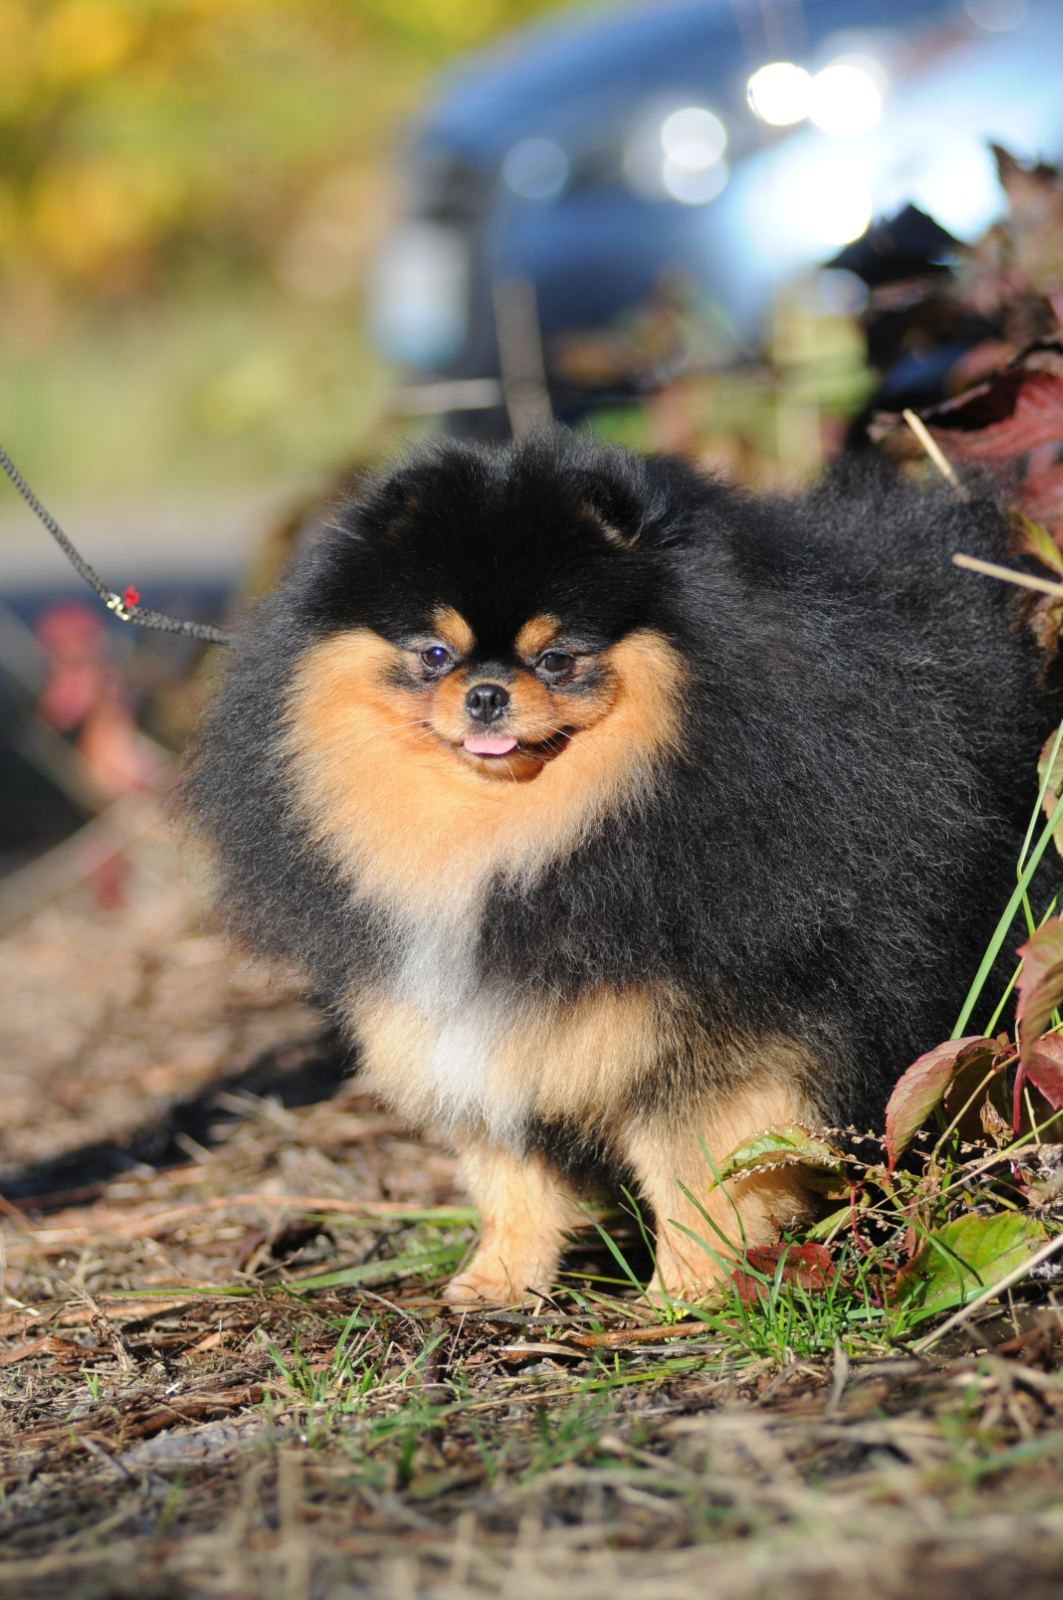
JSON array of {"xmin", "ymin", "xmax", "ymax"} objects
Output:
[{"xmin": 0, "ymin": 442, "xmax": 231, "ymax": 646}]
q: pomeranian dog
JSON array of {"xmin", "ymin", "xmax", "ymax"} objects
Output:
[{"xmin": 182, "ymin": 429, "xmax": 1059, "ymax": 1305}]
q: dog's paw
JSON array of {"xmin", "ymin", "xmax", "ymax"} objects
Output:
[
  {"xmin": 443, "ymin": 1252, "xmax": 554, "ymax": 1309},
  {"xmin": 645, "ymin": 1249, "xmax": 733, "ymax": 1310}
]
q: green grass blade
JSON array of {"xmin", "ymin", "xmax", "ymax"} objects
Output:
[{"xmin": 952, "ymin": 790, "xmax": 1063, "ymax": 1039}]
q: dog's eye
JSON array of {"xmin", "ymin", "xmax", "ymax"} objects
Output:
[
  {"xmin": 537, "ymin": 650, "xmax": 575, "ymax": 678},
  {"xmin": 420, "ymin": 646, "xmax": 454, "ymax": 673}
]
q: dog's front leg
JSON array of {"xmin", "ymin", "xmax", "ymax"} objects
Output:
[
  {"xmin": 445, "ymin": 1138, "xmax": 583, "ymax": 1308},
  {"xmin": 624, "ymin": 1080, "xmax": 817, "ymax": 1304}
]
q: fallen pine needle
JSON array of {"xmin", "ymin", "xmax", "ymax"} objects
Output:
[
  {"xmin": 903, "ymin": 407, "xmax": 967, "ymax": 498},
  {"xmin": 953, "ymin": 552, "xmax": 1063, "ymax": 599}
]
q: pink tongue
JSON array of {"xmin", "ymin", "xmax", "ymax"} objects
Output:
[{"xmin": 464, "ymin": 736, "xmax": 518, "ymax": 756}]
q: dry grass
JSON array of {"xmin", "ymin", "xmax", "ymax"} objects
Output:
[{"xmin": 2, "ymin": 820, "xmax": 1063, "ymax": 1600}]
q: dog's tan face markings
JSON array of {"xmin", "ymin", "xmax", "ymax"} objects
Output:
[
  {"xmin": 514, "ymin": 613, "xmax": 563, "ymax": 659},
  {"xmin": 282, "ymin": 622, "xmax": 685, "ymax": 908},
  {"xmin": 430, "ymin": 606, "xmax": 475, "ymax": 659},
  {"xmin": 378, "ymin": 605, "xmax": 659, "ymax": 787}
]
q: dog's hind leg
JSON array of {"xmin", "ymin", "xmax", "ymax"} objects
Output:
[
  {"xmin": 623, "ymin": 1077, "xmax": 817, "ymax": 1303},
  {"xmin": 444, "ymin": 1138, "xmax": 584, "ymax": 1308}
]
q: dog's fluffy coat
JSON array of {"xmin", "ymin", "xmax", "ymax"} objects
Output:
[{"xmin": 183, "ymin": 431, "xmax": 1059, "ymax": 1303}]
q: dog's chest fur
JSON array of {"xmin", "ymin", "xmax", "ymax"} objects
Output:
[
  {"xmin": 346, "ymin": 880, "xmax": 680, "ymax": 1148},
  {"xmin": 355, "ymin": 892, "xmax": 534, "ymax": 1142}
]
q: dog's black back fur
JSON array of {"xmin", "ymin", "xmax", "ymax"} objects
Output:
[{"xmin": 183, "ymin": 433, "xmax": 1060, "ymax": 1130}]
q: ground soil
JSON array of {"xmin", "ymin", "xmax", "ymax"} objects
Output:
[{"xmin": 2, "ymin": 814, "xmax": 1062, "ymax": 1600}]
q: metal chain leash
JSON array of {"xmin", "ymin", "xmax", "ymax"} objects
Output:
[{"xmin": 0, "ymin": 442, "xmax": 232, "ymax": 645}]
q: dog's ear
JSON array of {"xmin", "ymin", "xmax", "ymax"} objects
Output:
[
  {"xmin": 359, "ymin": 473, "xmax": 421, "ymax": 538},
  {"xmin": 572, "ymin": 466, "xmax": 646, "ymax": 549},
  {"xmin": 359, "ymin": 441, "xmax": 490, "ymax": 539}
]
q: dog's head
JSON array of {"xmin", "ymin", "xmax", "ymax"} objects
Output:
[
  {"xmin": 277, "ymin": 431, "xmax": 692, "ymax": 899},
  {"xmin": 291, "ymin": 432, "xmax": 690, "ymax": 778}
]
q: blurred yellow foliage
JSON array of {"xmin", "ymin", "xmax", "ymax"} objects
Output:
[
  {"xmin": 0, "ymin": 0, "xmax": 569, "ymax": 303},
  {"xmin": 360, "ymin": 0, "xmax": 520, "ymax": 50},
  {"xmin": 0, "ymin": 0, "xmax": 578, "ymax": 494},
  {"xmin": 0, "ymin": 182, "xmax": 15, "ymax": 252},
  {"xmin": 29, "ymin": 158, "xmax": 181, "ymax": 279},
  {"xmin": 41, "ymin": 1, "xmax": 140, "ymax": 84},
  {"xmin": 0, "ymin": 2, "xmax": 34, "ymax": 116}
]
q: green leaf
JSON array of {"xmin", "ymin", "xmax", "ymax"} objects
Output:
[
  {"xmin": 1011, "ymin": 508, "xmax": 1063, "ymax": 576},
  {"xmin": 803, "ymin": 1203, "xmax": 853, "ymax": 1243},
  {"xmin": 888, "ymin": 1212, "xmax": 1047, "ymax": 1335},
  {"xmin": 714, "ymin": 1125, "xmax": 846, "ymax": 1190},
  {"xmin": 885, "ymin": 1037, "xmax": 997, "ymax": 1169}
]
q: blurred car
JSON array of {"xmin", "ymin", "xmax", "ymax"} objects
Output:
[{"xmin": 368, "ymin": 0, "xmax": 1063, "ymax": 433}]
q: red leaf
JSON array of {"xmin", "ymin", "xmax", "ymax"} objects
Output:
[
  {"xmin": 1020, "ymin": 464, "xmax": 1063, "ymax": 538},
  {"xmin": 885, "ymin": 1037, "xmax": 996, "ymax": 1170},
  {"xmin": 1024, "ymin": 1034, "xmax": 1063, "ymax": 1110},
  {"xmin": 922, "ymin": 368, "xmax": 1063, "ymax": 462},
  {"xmin": 942, "ymin": 1041, "xmax": 1013, "ymax": 1138},
  {"xmin": 871, "ymin": 345, "xmax": 1063, "ymax": 477},
  {"xmin": 1016, "ymin": 918, "xmax": 1063, "ymax": 1065},
  {"xmin": 731, "ymin": 1242, "xmax": 833, "ymax": 1303}
]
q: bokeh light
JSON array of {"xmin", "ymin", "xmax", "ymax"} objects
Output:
[
  {"xmin": 746, "ymin": 62, "xmax": 813, "ymax": 127},
  {"xmin": 809, "ymin": 61, "xmax": 884, "ymax": 138},
  {"xmin": 502, "ymin": 137, "xmax": 570, "ymax": 201}
]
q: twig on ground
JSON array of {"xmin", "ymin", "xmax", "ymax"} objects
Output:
[{"xmin": 562, "ymin": 1320, "xmax": 713, "ymax": 1349}]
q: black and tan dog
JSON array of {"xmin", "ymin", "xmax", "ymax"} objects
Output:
[{"xmin": 182, "ymin": 430, "xmax": 1059, "ymax": 1304}]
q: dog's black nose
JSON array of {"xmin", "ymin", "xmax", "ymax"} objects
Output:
[{"xmin": 465, "ymin": 682, "xmax": 510, "ymax": 723}]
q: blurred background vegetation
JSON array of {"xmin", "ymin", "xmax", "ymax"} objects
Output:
[
  {"xmin": 3, "ymin": 1, "xmax": 1060, "ymax": 867},
  {"xmin": 0, "ymin": 0, "xmax": 577, "ymax": 496}
]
